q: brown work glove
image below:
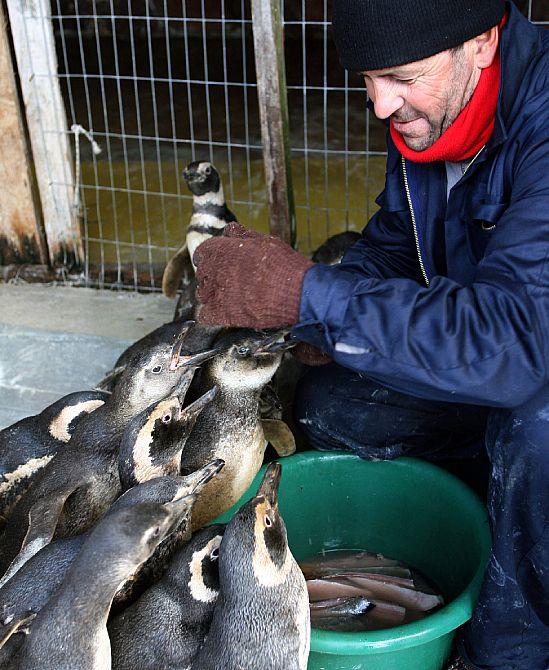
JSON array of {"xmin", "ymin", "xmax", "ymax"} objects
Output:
[
  {"xmin": 193, "ymin": 223, "xmax": 314, "ymax": 329},
  {"xmin": 292, "ymin": 342, "xmax": 332, "ymax": 366}
]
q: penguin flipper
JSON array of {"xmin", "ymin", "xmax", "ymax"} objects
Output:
[
  {"xmin": 261, "ymin": 419, "xmax": 296, "ymax": 457},
  {"xmin": 3, "ymin": 485, "xmax": 83, "ymax": 582},
  {"xmin": 0, "ymin": 611, "xmax": 36, "ymax": 648},
  {"xmin": 162, "ymin": 244, "xmax": 193, "ymax": 298}
]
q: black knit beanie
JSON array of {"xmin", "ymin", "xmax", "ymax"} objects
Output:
[{"xmin": 332, "ymin": 0, "xmax": 506, "ymax": 72}]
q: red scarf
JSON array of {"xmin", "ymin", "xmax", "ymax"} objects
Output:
[{"xmin": 390, "ymin": 14, "xmax": 507, "ymax": 163}]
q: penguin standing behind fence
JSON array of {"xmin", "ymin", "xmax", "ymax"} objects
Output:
[
  {"xmin": 162, "ymin": 161, "xmax": 237, "ymax": 305},
  {"xmin": 192, "ymin": 462, "xmax": 310, "ymax": 670},
  {"xmin": 109, "ymin": 524, "xmax": 225, "ymax": 670}
]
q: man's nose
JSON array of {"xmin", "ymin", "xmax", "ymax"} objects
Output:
[{"xmin": 365, "ymin": 78, "xmax": 404, "ymax": 119}]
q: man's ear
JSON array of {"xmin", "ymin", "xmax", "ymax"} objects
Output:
[{"xmin": 472, "ymin": 26, "xmax": 499, "ymax": 69}]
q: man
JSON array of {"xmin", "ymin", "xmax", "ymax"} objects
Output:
[{"xmin": 193, "ymin": 1, "xmax": 549, "ymax": 668}]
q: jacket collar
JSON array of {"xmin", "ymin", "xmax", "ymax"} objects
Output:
[{"xmin": 488, "ymin": 2, "xmax": 542, "ymax": 149}]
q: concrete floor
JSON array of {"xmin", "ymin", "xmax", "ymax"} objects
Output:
[{"xmin": 0, "ymin": 284, "xmax": 174, "ymax": 428}]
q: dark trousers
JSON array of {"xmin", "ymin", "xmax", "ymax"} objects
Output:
[{"xmin": 293, "ymin": 363, "xmax": 549, "ymax": 670}]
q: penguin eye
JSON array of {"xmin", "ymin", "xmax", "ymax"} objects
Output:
[
  {"xmin": 151, "ymin": 365, "xmax": 163, "ymax": 374},
  {"xmin": 204, "ymin": 165, "xmax": 212, "ymax": 175},
  {"xmin": 162, "ymin": 413, "xmax": 172, "ymax": 424},
  {"xmin": 236, "ymin": 346, "xmax": 250, "ymax": 357},
  {"xmin": 264, "ymin": 515, "xmax": 272, "ymax": 528},
  {"xmin": 211, "ymin": 547, "xmax": 219, "ymax": 560},
  {"xmin": 151, "ymin": 527, "xmax": 161, "ymax": 538}
]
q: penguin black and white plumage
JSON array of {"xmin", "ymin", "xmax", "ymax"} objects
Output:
[
  {"xmin": 10, "ymin": 499, "xmax": 195, "ymax": 670},
  {"xmin": 0, "ymin": 390, "xmax": 108, "ymax": 525},
  {"xmin": 0, "ymin": 465, "xmax": 224, "ymax": 632},
  {"xmin": 109, "ymin": 523, "xmax": 225, "ymax": 670},
  {"xmin": 192, "ymin": 463, "xmax": 310, "ymax": 670},
  {"xmin": 0, "ymin": 331, "xmax": 210, "ymax": 579},
  {"xmin": 117, "ymin": 378, "xmax": 217, "ymax": 490},
  {"xmin": 178, "ymin": 329, "xmax": 294, "ymax": 530},
  {"xmin": 96, "ymin": 319, "xmax": 222, "ymax": 395},
  {"xmin": 110, "ymin": 459, "xmax": 224, "ymax": 612},
  {"xmin": 162, "ymin": 161, "xmax": 237, "ymax": 300}
]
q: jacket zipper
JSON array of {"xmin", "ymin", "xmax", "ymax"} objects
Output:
[
  {"xmin": 401, "ymin": 156, "xmax": 429, "ymax": 287},
  {"xmin": 400, "ymin": 147, "xmax": 485, "ymax": 288},
  {"xmin": 461, "ymin": 145, "xmax": 485, "ymax": 176}
]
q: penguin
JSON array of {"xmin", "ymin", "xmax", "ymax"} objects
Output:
[
  {"xmin": 162, "ymin": 161, "xmax": 237, "ymax": 301},
  {"xmin": 117, "ymin": 382, "xmax": 217, "ymax": 490},
  {"xmin": 192, "ymin": 462, "xmax": 310, "ymax": 670},
  {"xmin": 0, "ymin": 390, "xmax": 108, "ymax": 525},
  {"xmin": 109, "ymin": 523, "xmax": 225, "ymax": 670},
  {"xmin": 0, "ymin": 463, "xmax": 224, "ymax": 631},
  {"xmin": 10, "ymin": 498, "xmax": 196, "ymax": 670},
  {"xmin": 110, "ymin": 459, "xmax": 224, "ymax": 613},
  {"xmin": 0, "ymin": 333, "xmax": 215, "ymax": 579},
  {"xmin": 96, "ymin": 319, "xmax": 221, "ymax": 394},
  {"xmin": 311, "ymin": 230, "xmax": 362, "ymax": 265},
  {"xmin": 177, "ymin": 329, "xmax": 295, "ymax": 530}
]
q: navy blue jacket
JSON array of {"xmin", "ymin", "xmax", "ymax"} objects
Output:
[{"xmin": 294, "ymin": 3, "xmax": 549, "ymax": 408}]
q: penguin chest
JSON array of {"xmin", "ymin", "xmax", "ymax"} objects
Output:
[
  {"xmin": 92, "ymin": 627, "xmax": 111, "ymax": 670},
  {"xmin": 191, "ymin": 421, "xmax": 266, "ymax": 529},
  {"xmin": 223, "ymin": 421, "xmax": 266, "ymax": 499},
  {"xmin": 186, "ymin": 213, "xmax": 226, "ymax": 266}
]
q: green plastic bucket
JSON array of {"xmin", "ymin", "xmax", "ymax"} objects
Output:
[{"xmin": 216, "ymin": 451, "xmax": 491, "ymax": 670}]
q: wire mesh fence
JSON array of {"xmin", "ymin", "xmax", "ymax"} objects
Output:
[{"xmin": 8, "ymin": 0, "xmax": 549, "ymax": 290}]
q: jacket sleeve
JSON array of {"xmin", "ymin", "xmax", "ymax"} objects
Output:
[{"xmin": 294, "ymin": 127, "xmax": 549, "ymax": 408}]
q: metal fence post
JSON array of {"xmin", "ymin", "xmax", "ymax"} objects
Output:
[{"xmin": 251, "ymin": 0, "xmax": 296, "ymax": 246}]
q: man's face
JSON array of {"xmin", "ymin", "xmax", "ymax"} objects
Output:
[{"xmin": 363, "ymin": 46, "xmax": 478, "ymax": 151}]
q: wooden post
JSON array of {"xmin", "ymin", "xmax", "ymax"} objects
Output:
[
  {"xmin": 251, "ymin": 0, "xmax": 296, "ymax": 246},
  {"xmin": 6, "ymin": 0, "xmax": 83, "ymax": 267},
  {"xmin": 0, "ymin": 2, "xmax": 47, "ymax": 264}
]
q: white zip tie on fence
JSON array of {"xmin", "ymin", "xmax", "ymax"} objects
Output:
[{"xmin": 71, "ymin": 124, "xmax": 102, "ymax": 215}]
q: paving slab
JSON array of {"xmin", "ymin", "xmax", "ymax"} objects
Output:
[{"xmin": 0, "ymin": 284, "xmax": 175, "ymax": 427}]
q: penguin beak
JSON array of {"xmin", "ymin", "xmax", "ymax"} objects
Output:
[
  {"xmin": 163, "ymin": 494, "xmax": 196, "ymax": 532},
  {"xmin": 181, "ymin": 458, "xmax": 225, "ymax": 495},
  {"xmin": 178, "ymin": 386, "xmax": 218, "ymax": 422},
  {"xmin": 171, "ymin": 346, "xmax": 223, "ymax": 370},
  {"xmin": 256, "ymin": 462, "xmax": 282, "ymax": 508},
  {"xmin": 252, "ymin": 330, "xmax": 296, "ymax": 356},
  {"xmin": 169, "ymin": 321, "xmax": 196, "ymax": 371},
  {"xmin": 170, "ymin": 321, "xmax": 222, "ymax": 371},
  {"xmin": 173, "ymin": 367, "xmax": 198, "ymax": 400},
  {"xmin": 182, "ymin": 167, "xmax": 199, "ymax": 183}
]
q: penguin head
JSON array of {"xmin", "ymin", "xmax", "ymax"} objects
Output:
[
  {"xmin": 312, "ymin": 231, "xmax": 362, "ymax": 265},
  {"xmin": 90, "ymin": 501, "xmax": 193, "ymax": 574},
  {"xmin": 182, "ymin": 161, "xmax": 221, "ymax": 198},
  {"xmin": 113, "ymin": 323, "xmax": 213, "ymax": 414},
  {"xmin": 175, "ymin": 524, "xmax": 225, "ymax": 606},
  {"xmin": 118, "ymin": 374, "xmax": 218, "ymax": 487},
  {"xmin": 220, "ymin": 462, "xmax": 293, "ymax": 590},
  {"xmin": 207, "ymin": 330, "xmax": 286, "ymax": 392}
]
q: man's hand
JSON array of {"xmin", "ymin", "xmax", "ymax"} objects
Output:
[{"xmin": 193, "ymin": 223, "xmax": 314, "ymax": 329}]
